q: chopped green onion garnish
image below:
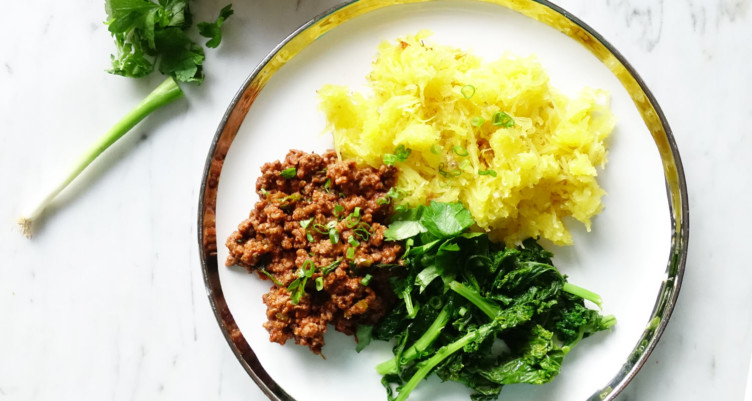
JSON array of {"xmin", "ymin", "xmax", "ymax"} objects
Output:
[
  {"xmin": 348, "ymin": 236, "xmax": 360, "ymax": 247},
  {"xmin": 438, "ymin": 163, "xmax": 461, "ymax": 178},
  {"xmin": 354, "ymin": 227, "xmax": 371, "ymax": 241},
  {"xmin": 383, "ymin": 145, "xmax": 411, "ymax": 165},
  {"xmin": 315, "ymin": 277, "xmax": 324, "ymax": 291},
  {"xmin": 478, "ymin": 169, "xmax": 497, "ymax": 177},
  {"xmin": 470, "ymin": 116, "xmax": 485, "ymax": 127},
  {"xmin": 376, "ymin": 197, "xmax": 390, "ymax": 205},
  {"xmin": 260, "ymin": 269, "xmax": 283, "ymax": 286},
  {"xmin": 313, "ymin": 223, "xmax": 329, "ymax": 234},
  {"xmin": 492, "ymin": 111, "xmax": 515, "ymax": 128},
  {"xmin": 333, "ymin": 204, "xmax": 344, "ymax": 218},
  {"xmin": 306, "ymin": 232, "xmax": 314, "ymax": 242},
  {"xmin": 361, "ymin": 274, "xmax": 373, "ymax": 286},
  {"xmin": 346, "ymin": 247, "xmax": 355, "ymax": 259},
  {"xmin": 260, "ymin": 188, "xmax": 269, "ymax": 196},
  {"xmin": 280, "ymin": 167, "xmax": 297, "ymax": 179},
  {"xmin": 453, "ymin": 145, "xmax": 469, "ymax": 157},
  {"xmin": 324, "ymin": 179, "xmax": 332, "ymax": 193},
  {"xmin": 321, "ymin": 258, "xmax": 342, "ymax": 275},
  {"xmin": 460, "ymin": 84, "xmax": 476, "ymax": 99},
  {"xmin": 300, "ymin": 218, "xmax": 313, "ymax": 229},
  {"xmin": 303, "ymin": 260, "xmax": 316, "ymax": 277},
  {"xmin": 353, "ymin": 207, "xmax": 361, "ymax": 217},
  {"xmin": 329, "ymin": 228, "xmax": 339, "ymax": 244},
  {"xmin": 430, "ymin": 144, "xmax": 442, "ymax": 155}
]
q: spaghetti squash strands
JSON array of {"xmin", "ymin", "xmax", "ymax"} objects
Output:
[{"xmin": 318, "ymin": 31, "xmax": 615, "ymax": 246}]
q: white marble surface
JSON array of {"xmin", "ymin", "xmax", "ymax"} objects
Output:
[{"xmin": 0, "ymin": 1, "xmax": 750, "ymax": 400}]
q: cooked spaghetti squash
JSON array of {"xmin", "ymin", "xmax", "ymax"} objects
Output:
[{"xmin": 318, "ymin": 31, "xmax": 615, "ymax": 245}]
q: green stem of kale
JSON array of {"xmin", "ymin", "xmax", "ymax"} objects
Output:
[
  {"xmin": 17, "ymin": 77, "xmax": 183, "ymax": 238},
  {"xmin": 448, "ymin": 281, "xmax": 501, "ymax": 319},
  {"xmin": 376, "ymin": 305, "xmax": 451, "ymax": 376},
  {"xmin": 394, "ymin": 322, "xmax": 498, "ymax": 401},
  {"xmin": 562, "ymin": 282, "xmax": 603, "ymax": 309}
]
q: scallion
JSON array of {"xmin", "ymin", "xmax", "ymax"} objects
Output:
[
  {"xmin": 478, "ymin": 169, "xmax": 498, "ymax": 177},
  {"xmin": 470, "ymin": 116, "xmax": 485, "ymax": 127},
  {"xmin": 492, "ymin": 111, "xmax": 515, "ymax": 128},
  {"xmin": 280, "ymin": 167, "xmax": 297, "ymax": 179},
  {"xmin": 453, "ymin": 145, "xmax": 469, "ymax": 157},
  {"xmin": 460, "ymin": 84, "xmax": 476, "ymax": 99},
  {"xmin": 361, "ymin": 274, "xmax": 373, "ymax": 286}
]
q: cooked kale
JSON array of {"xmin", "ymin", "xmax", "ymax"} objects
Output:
[{"xmin": 372, "ymin": 201, "xmax": 616, "ymax": 401}]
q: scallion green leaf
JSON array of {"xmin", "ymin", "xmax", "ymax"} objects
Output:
[
  {"xmin": 280, "ymin": 167, "xmax": 297, "ymax": 179},
  {"xmin": 361, "ymin": 274, "xmax": 373, "ymax": 286},
  {"xmin": 453, "ymin": 145, "xmax": 469, "ymax": 157},
  {"xmin": 470, "ymin": 116, "xmax": 485, "ymax": 127},
  {"xmin": 492, "ymin": 111, "xmax": 515, "ymax": 128},
  {"xmin": 478, "ymin": 169, "xmax": 497, "ymax": 177},
  {"xmin": 460, "ymin": 85, "xmax": 476, "ymax": 99}
]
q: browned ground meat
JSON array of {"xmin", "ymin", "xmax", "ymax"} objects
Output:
[{"xmin": 226, "ymin": 150, "xmax": 402, "ymax": 354}]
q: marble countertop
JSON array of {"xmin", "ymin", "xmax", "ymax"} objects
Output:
[{"xmin": 1, "ymin": 1, "xmax": 750, "ymax": 400}]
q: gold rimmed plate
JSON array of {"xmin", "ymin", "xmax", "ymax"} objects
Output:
[{"xmin": 198, "ymin": 1, "xmax": 688, "ymax": 400}]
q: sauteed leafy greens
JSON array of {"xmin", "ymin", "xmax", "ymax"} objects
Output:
[{"xmin": 361, "ymin": 202, "xmax": 615, "ymax": 401}]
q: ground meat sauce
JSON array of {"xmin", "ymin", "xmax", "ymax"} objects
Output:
[{"xmin": 225, "ymin": 150, "xmax": 402, "ymax": 354}]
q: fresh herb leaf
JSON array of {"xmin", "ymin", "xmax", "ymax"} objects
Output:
[
  {"xmin": 355, "ymin": 324, "xmax": 374, "ymax": 352},
  {"xmin": 105, "ymin": 0, "xmax": 232, "ymax": 83},
  {"xmin": 198, "ymin": 4, "xmax": 234, "ymax": 48},
  {"xmin": 384, "ymin": 220, "xmax": 426, "ymax": 241},
  {"xmin": 419, "ymin": 201, "xmax": 474, "ymax": 238},
  {"xmin": 478, "ymin": 169, "xmax": 497, "ymax": 177}
]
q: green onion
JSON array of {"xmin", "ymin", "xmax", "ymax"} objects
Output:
[
  {"xmin": 345, "ymin": 213, "xmax": 361, "ymax": 228},
  {"xmin": 280, "ymin": 167, "xmax": 297, "ymax": 179},
  {"xmin": 460, "ymin": 84, "xmax": 476, "ymax": 99},
  {"xmin": 438, "ymin": 163, "xmax": 461, "ymax": 178},
  {"xmin": 354, "ymin": 227, "xmax": 371, "ymax": 241},
  {"xmin": 313, "ymin": 223, "xmax": 329, "ymax": 235},
  {"xmin": 353, "ymin": 207, "xmax": 361, "ymax": 217},
  {"xmin": 470, "ymin": 116, "xmax": 485, "ymax": 127},
  {"xmin": 324, "ymin": 179, "xmax": 332, "ymax": 193},
  {"xmin": 348, "ymin": 236, "xmax": 360, "ymax": 247},
  {"xmin": 306, "ymin": 232, "xmax": 314, "ymax": 242},
  {"xmin": 492, "ymin": 111, "xmax": 515, "ymax": 128},
  {"xmin": 302, "ymin": 259, "xmax": 316, "ymax": 277},
  {"xmin": 478, "ymin": 169, "xmax": 497, "ymax": 177},
  {"xmin": 333, "ymin": 204, "xmax": 344, "ymax": 218},
  {"xmin": 299, "ymin": 218, "xmax": 313, "ymax": 228},
  {"xmin": 361, "ymin": 274, "xmax": 373, "ymax": 286},
  {"xmin": 17, "ymin": 77, "xmax": 184, "ymax": 238},
  {"xmin": 453, "ymin": 145, "xmax": 469, "ymax": 157},
  {"xmin": 383, "ymin": 145, "xmax": 412, "ymax": 165},
  {"xmin": 430, "ymin": 144, "xmax": 443, "ymax": 155},
  {"xmin": 315, "ymin": 277, "xmax": 324, "ymax": 291},
  {"xmin": 321, "ymin": 258, "xmax": 342, "ymax": 275},
  {"xmin": 376, "ymin": 197, "xmax": 390, "ymax": 205},
  {"xmin": 346, "ymin": 247, "xmax": 355, "ymax": 259},
  {"xmin": 260, "ymin": 269, "xmax": 283, "ymax": 286},
  {"xmin": 329, "ymin": 228, "xmax": 340, "ymax": 244},
  {"xmin": 260, "ymin": 188, "xmax": 269, "ymax": 196}
]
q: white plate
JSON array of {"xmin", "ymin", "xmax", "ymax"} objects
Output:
[{"xmin": 199, "ymin": 1, "xmax": 688, "ymax": 400}]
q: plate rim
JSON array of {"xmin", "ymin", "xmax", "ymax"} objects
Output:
[{"xmin": 197, "ymin": 1, "xmax": 690, "ymax": 400}]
